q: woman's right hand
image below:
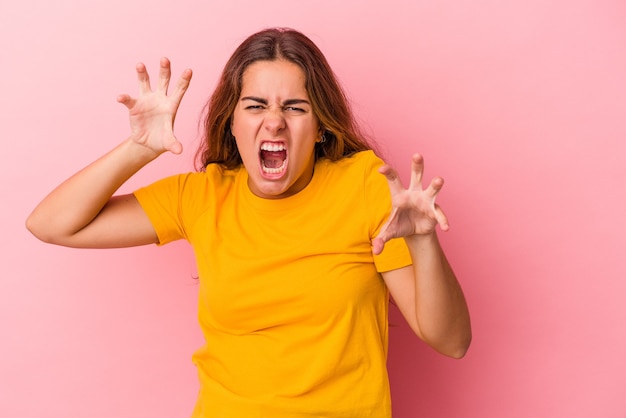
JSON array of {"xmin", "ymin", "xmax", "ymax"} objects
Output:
[
  {"xmin": 26, "ymin": 58, "xmax": 192, "ymax": 247},
  {"xmin": 116, "ymin": 57, "xmax": 192, "ymax": 156}
]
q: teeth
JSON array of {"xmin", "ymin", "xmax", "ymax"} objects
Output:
[
  {"xmin": 260, "ymin": 142, "xmax": 286, "ymax": 152},
  {"xmin": 262, "ymin": 159, "xmax": 286, "ymax": 174}
]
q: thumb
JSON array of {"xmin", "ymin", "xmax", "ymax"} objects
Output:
[
  {"xmin": 372, "ymin": 224, "xmax": 393, "ymax": 255},
  {"xmin": 372, "ymin": 236, "xmax": 386, "ymax": 256},
  {"xmin": 372, "ymin": 208, "xmax": 398, "ymax": 255},
  {"xmin": 166, "ymin": 137, "xmax": 183, "ymax": 155}
]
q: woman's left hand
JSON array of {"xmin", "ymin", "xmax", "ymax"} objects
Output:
[{"xmin": 372, "ymin": 153, "xmax": 449, "ymax": 255}]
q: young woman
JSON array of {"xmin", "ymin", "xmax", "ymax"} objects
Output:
[{"xmin": 27, "ymin": 28, "xmax": 471, "ymax": 417}]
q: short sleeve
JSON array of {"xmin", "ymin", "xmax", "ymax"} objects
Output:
[{"xmin": 133, "ymin": 174, "xmax": 191, "ymax": 246}]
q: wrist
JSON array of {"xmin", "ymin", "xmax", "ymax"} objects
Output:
[
  {"xmin": 122, "ymin": 136, "xmax": 162, "ymax": 164},
  {"xmin": 404, "ymin": 231, "xmax": 440, "ymax": 248}
]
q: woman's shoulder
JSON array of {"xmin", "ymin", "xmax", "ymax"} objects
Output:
[
  {"xmin": 202, "ymin": 163, "xmax": 241, "ymax": 183},
  {"xmin": 138, "ymin": 164, "xmax": 242, "ymax": 199},
  {"xmin": 169, "ymin": 164, "xmax": 241, "ymax": 187},
  {"xmin": 318, "ymin": 150, "xmax": 384, "ymax": 177}
]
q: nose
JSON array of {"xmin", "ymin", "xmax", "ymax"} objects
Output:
[{"xmin": 263, "ymin": 107, "xmax": 286, "ymax": 134}]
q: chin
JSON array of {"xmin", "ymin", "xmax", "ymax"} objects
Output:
[{"xmin": 248, "ymin": 176, "xmax": 293, "ymax": 199}]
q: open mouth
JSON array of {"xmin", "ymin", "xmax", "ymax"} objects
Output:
[{"xmin": 260, "ymin": 142, "xmax": 287, "ymax": 174}]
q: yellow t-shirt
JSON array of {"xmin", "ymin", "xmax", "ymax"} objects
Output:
[{"xmin": 134, "ymin": 150, "xmax": 412, "ymax": 417}]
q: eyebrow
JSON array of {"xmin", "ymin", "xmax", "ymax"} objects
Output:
[{"xmin": 240, "ymin": 96, "xmax": 311, "ymax": 106}]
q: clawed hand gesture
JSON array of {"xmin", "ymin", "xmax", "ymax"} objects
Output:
[
  {"xmin": 117, "ymin": 57, "xmax": 192, "ymax": 156},
  {"xmin": 372, "ymin": 153, "xmax": 449, "ymax": 255}
]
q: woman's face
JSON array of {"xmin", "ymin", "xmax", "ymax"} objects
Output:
[{"xmin": 231, "ymin": 59, "xmax": 320, "ymax": 199}]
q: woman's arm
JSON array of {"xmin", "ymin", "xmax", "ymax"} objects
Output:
[
  {"xmin": 374, "ymin": 154, "xmax": 471, "ymax": 358},
  {"xmin": 26, "ymin": 58, "xmax": 192, "ymax": 248},
  {"xmin": 381, "ymin": 236, "xmax": 471, "ymax": 359}
]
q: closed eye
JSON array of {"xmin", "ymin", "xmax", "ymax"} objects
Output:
[
  {"xmin": 241, "ymin": 96, "xmax": 267, "ymax": 112},
  {"xmin": 284, "ymin": 106, "xmax": 305, "ymax": 112},
  {"xmin": 240, "ymin": 96, "xmax": 310, "ymax": 113},
  {"xmin": 283, "ymin": 99, "xmax": 310, "ymax": 113}
]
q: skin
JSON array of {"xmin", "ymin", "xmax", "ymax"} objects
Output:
[
  {"xmin": 231, "ymin": 60, "xmax": 320, "ymax": 199},
  {"xmin": 377, "ymin": 156, "xmax": 471, "ymax": 358},
  {"xmin": 26, "ymin": 58, "xmax": 471, "ymax": 358}
]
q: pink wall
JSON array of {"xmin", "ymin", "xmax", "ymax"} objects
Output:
[{"xmin": 2, "ymin": 0, "xmax": 625, "ymax": 417}]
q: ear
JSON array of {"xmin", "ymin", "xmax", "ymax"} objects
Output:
[
  {"xmin": 317, "ymin": 126, "xmax": 325, "ymax": 143},
  {"xmin": 318, "ymin": 127, "xmax": 329, "ymax": 144}
]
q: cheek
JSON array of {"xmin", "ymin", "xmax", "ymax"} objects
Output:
[
  {"xmin": 233, "ymin": 137, "xmax": 255, "ymax": 162},
  {"xmin": 292, "ymin": 119, "xmax": 318, "ymax": 139},
  {"xmin": 230, "ymin": 111, "xmax": 252, "ymax": 138}
]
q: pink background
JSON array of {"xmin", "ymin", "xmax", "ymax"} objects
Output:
[{"xmin": 2, "ymin": 0, "xmax": 625, "ymax": 417}]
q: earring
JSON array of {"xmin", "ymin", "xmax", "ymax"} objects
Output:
[{"xmin": 319, "ymin": 131, "xmax": 327, "ymax": 143}]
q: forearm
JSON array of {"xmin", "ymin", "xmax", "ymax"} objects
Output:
[
  {"xmin": 26, "ymin": 138, "xmax": 157, "ymax": 243},
  {"xmin": 405, "ymin": 233, "xmax": 472, "ymax": 358}
]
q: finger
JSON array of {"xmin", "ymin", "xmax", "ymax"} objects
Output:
[
  {"xmin": 372, "ymin": 223, "xmax": 392, "ymax": 255},
  {"xmin": 424, "ymin": 176, "xmax": 445, "ymax": 200},
  {"xmin": 169, "ymin": 68, "xmax": 193, "ymax": 105},
  {"xmin": 434, "ymin": 203, "xmax": 450, "ymax": 232},
  {"xmin": 166, "ymin": 139, "xmax": 183, "ymax": 155},
  {"xmin": 372, "ymin": 209, "xmax": 397, "ymax": 255},
  {"xmin": 409, "ymin": 153, "xmax": 424, "ymax": 191},
  {"xmin": 116, "ymin": 94, "xmax": 136, "ymax": 110},
  {"xmin": 371, "ymin": 237, "xmax": 385, "ymax": 255},
  {"xmin": 374, "ymin": 223, "xmax": 392, "ymax": 246},
  {"xmin": 158, "ymin": 57, "xmax": 171, "ymax": 93},
  {"xmin": 136, "ymin": 62, "xmax": 151, "ymax": 94},
  {"xmin": 378, "ymin": 164, "xmax": 405, "ymax": 195}
]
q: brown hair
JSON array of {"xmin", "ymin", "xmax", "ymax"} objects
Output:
[{"xmin": 195, "ymin": 27, "xmax": 373, "ymax": 170}]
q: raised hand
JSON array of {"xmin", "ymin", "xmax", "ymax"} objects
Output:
[
  {"xmin": 117, "ymin": 57, "xmax": 192, "ymax": 156},
  {"xmin": 372, "ymin": 153, "xmax": 449, "ymax": 255}
]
